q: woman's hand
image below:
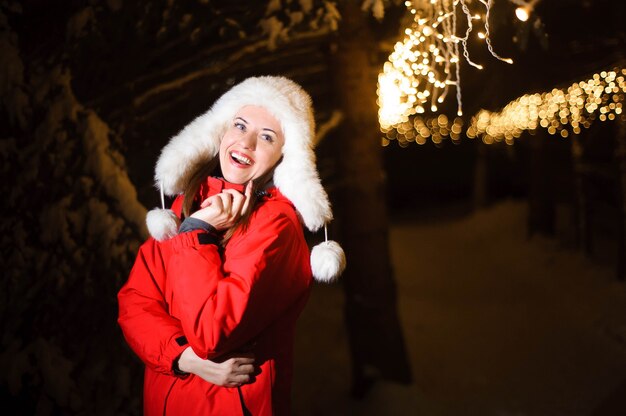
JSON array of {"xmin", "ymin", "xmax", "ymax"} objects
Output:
[
  {"xmin": 177, "ymin": 346, "xmax": 255, "ymax": 387},
  {"xmin": 190, "ymin": 182, "xmax": 253, "ymax": 231}
]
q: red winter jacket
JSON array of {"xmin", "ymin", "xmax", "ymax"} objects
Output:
[{"xmin": 118, "ymin": 177, "xmax": 312, "ymax": 415}]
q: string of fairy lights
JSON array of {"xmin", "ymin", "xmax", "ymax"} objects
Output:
[
  {"xmin": 377, "ymin": 1, "xmax": 625, "ymax": 147},
  {"xmin": 378, "ymin": 0, "xmax": 513, "ymax": 147},
  {"xmin": 381, "ymin": 67, "xmax": 626, "ymax": 147},
  {"xmin": 468, "ymin": 68, "xmax": 626, "ymax": 145}
]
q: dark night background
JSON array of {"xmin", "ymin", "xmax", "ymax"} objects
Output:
[{"xmin": 1, "ymin": 0, "xmax": 626, "ymax": 415}]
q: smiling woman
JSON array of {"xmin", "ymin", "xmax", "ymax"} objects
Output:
[
  {"xmin": 117, "ymin": 76, "xmax": 346, "ymax": 415},
  {"xmin": 219, "ymin": 106, "xmax": 286, "ymax": 185}
]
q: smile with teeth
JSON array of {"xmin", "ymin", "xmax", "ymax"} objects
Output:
[{"xmin": 231, "ymin": 151, "xmax": 253, "ymax": 166}]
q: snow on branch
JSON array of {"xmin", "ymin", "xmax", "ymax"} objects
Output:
[{"xmin": 315, "ymin": 109, "xmax": 344, "ymax": 145}]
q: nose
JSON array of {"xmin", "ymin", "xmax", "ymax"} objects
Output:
[{"xmin": 239, "ymin": 131, "xmax": 256, "ymax": 150}]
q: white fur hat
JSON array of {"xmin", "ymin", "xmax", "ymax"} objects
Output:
[{"xmin": 147, "ymin": 76, "xmax": 345, "ymax": 282}]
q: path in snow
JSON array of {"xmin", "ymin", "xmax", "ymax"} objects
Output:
[{"xmin": 292, "ymin": 200, "xmax": 626, "ymax": 416}]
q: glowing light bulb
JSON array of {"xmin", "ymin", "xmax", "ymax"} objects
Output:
[{"xmin": 515, "ymin": 7, "xmax": 529, "ymax": 21}]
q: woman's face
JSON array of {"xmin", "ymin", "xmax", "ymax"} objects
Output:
[{"xmin": 219, "ymin": 105, "xmax": 285, "ymax": 184}]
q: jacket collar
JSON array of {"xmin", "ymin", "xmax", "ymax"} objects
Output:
[
  {"xmin": 199, "ymin": 176, "xmax": 281, "ymax": 202},
  {"xmin": 200, "ymin": 176, "xmax": 246, "ymax": 196}
]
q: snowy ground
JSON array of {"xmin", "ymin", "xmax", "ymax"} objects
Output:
[{"xmin": 291, "ymin": 199, "xmax": 626, "ymax": 416}]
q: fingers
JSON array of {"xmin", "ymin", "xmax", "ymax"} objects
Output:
[
  {"xmin": 200, "ymin": 197, "xmax": 211, "ymax": 209},
  {"xmin": 221, "ymin": 189, "xmax": 245, "ymax": 218},
  {"xmin": 230, "ymin": 351, "xmax": 255, "ymax": 361},
  {"xmin": 191, "ymin": 186, "xmax": 253, "ymax": 230},
  {"xmin": 194, "ymin": 354, "xmax": 256, "ymax": 387},
  {"xmin": 225, "ymin": 356, "xmax": 255, "ymax": 371},
  {"xmin": 200, "ymin": 193, "xmax": 227, "ymax": 210},
  {"xmin": 219, "ymin": 192, "xmax": 233, "ymax": 214},
  {"xmin": 236, "ymin": 363, "xmax": 255, "ymax": 375},
  {"xmin": 241, "ymin": 181, "xmax": 253, "ymax": 216},
  {"xmin": 234, "ymin": 356, "xmax": 255, "ymax": 365},
  {"xmin": 225, "ymin": 374, "xmax": 250, "ymax": 388},
  {"xmin": 202, "ymin": 185, "xmax": 252, "ymax": 218},
  {"xmin": 199, "ymin": 192, "xmax": 236, "ymax": 215},
  {"xmin": 224, "ymin": 355, "xmax": 255, "ymax": 378},
  {"xmin": 220, "ymin": 359, "xmax": 254, "ymax": 388}
]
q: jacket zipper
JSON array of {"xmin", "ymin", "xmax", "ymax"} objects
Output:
[
  {"xmin": 162, "ymin": 378, "xmax": 178, "ymax": 416},
  {"xmin": 237, "ymin": 386, "xmax": 252, "ymax": 416}
]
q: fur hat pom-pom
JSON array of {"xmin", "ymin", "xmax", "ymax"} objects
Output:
[
  {"xmin": 310, "ymin": 241, "xmax": 346, "ymax": 283},
  {"xmin": 146, "ymin": 208, "xmax": 180, "ymax": 241}
]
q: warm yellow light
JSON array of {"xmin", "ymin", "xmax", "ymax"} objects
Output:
[
  {"xmin": 377, "ymin": 0, "xmax": 520, "ymax": 146},
  {"xmin": 515, "ymin": 7, "xmax": 529, "ymax": 21},
  {"xmin": 467, "ymin": 66, "xmax": 625, "ymax": 145}
]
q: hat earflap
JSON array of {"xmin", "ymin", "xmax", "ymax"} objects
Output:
[{"xmin": 310, "ymin": 226, "xmax": 346, "ymax": 282}]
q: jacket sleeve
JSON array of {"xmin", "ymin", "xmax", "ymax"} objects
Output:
[
  {"xmin": 166, "ymin": 206, "xmax": 311, "ymax": 359},
  {"xmin": 117, "ymin": 197, "xmax": 189, "ymax": 376}
]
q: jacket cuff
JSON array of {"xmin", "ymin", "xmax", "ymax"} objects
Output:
[
  {"xmin": 163, "ymin": 333, "xmax": 191, "ymax": 377},
  {"xmin": 179, "ymin": 217, "xmax": 218, "ymax": 234},
  {"xmin": 172, "ymin": 355, "xmax": 190, "ymax": 379},
  {"xmin": 168, "ymin": 229, "xmax": 221, "ymax": 250}
]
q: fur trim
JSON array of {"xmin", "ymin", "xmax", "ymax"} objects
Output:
[
  {"xmin": 146, "ymin": 208, "xmax": 180, "ymax": 242},
  {"xmin": 154, "ymin": 76, "xmax": 331, "ymax": 232},
  {"xmin": 310, "ymin": 241, "xmax": 346, "ymax": 282}
]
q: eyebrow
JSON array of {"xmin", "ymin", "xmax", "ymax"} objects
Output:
[{"xmin": 235, "ymin": 117, "xmax": 277, "ymax": 135}]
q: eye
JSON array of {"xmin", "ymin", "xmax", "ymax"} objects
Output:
[
  {"xmin": 234, "ymin": 122, "xmax": 246, "ymax": 131},
  {"xmin": 261, "ymin": 134, "xmax": 275, "ymax": 143}
]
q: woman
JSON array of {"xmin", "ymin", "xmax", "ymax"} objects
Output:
[{"xmin": 118, "ymin": 76, "xmax": 345, "ymax": 415}]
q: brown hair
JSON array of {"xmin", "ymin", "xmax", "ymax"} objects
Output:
[{"xmin": 182, "ymin": 159, "xmax": 218, "ymax": 219}]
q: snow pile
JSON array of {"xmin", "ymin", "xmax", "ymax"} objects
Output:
[
  {"xmin": 293, "ymin": 200, "xmax": 626, "ymax": 415},
  {"xmin": 260, "ymin": 0, "xmax": 342, "ymax": 49}
]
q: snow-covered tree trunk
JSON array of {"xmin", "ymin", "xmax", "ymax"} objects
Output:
[
  {"xmin": 473, "ymin": 141, "xmax": 488, "ymax": 210},
  {"xmin": 615, "ymin": 119, "xmax": 626, "ymax": 280},
  {"xmin": 571, "ymin": 136, "xmax": 593, "ymax": 255},
  {"xmin": 527, "ymin": 131, "xmax": 556, "ymax": 237},
  {"xmin": 330, "ymin": 0, "xmax": 411, "ymax": 397}
]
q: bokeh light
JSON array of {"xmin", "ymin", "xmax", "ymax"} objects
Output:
[
  {"xmin": 378, "ymin": 0, "xmax": 513, "ymax": 146},
  {"xmin": 469, "ymin": 68, "xmax": 626, "ymax": 144}
]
